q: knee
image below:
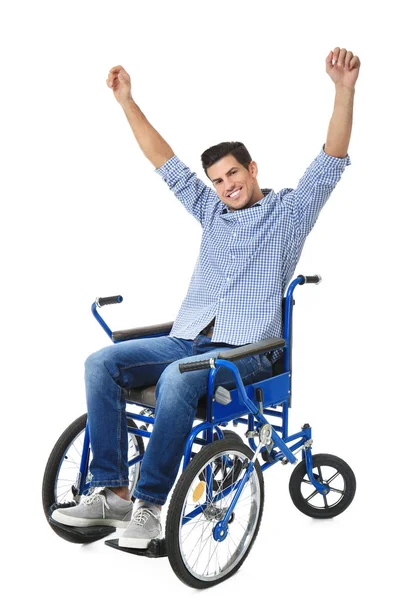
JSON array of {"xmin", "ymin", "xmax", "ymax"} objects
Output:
[
  {"xmin": 84, "ymin": 346, "xmax": 119, "ymax": 381},
  {"xmin": 155, "ymin": 362, "xmax": 199, "ymax": 409},
  {"xmin": 155, "ymin": 361, "xmax": 180, "ymax": 394}
]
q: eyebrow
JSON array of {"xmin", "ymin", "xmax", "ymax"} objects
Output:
[{"xmin": 211, "ymin": 167, "xmax": 238, "ymax": 184}]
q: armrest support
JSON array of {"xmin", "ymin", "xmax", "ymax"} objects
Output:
[
  {"xmin": 112, "ymin": 321, "xmax": 174, "ymax": 342},
  {"xmin": 217, "ymin": 337, "xmax": 286, "ymax": 361}
]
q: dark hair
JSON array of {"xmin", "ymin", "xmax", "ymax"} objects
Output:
[{"xmin": 201, "ymin": 142, "xmax": 252, "ymax": 179}]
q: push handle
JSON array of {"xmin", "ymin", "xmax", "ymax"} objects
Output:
[
  {"xmin": 179, "ymin": 359, "xmax": 212, "ymax": 373},
  {"xmin": 297, "ymin": 274, "xmax": 322, "ymax": 285},
  {"xmin": 96, "ymin": 295, "xmax": 123, "ymax": 307}
]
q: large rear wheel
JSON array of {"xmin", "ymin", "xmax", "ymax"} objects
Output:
[
  {"xmin": 42, "ymin": 414, "xmax": 144, "ymax": 541},
  {"xmin": 166, "ymin": 438, "xmax": 264, "ymax": 588}
]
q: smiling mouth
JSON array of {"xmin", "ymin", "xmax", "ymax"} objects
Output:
[{"xmin": 227, "ymin": 187, "xmax": 242, "ymax": 199}]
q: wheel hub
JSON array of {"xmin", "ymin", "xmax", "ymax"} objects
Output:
[{"xmin": 203, "ymin": 504, "xmax": 228, "ymax": 521}]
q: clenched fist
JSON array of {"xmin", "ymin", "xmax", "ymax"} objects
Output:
[
  {"xmin": 326, "ymin": 47, "xmax": 360, "ymax": 90},
  {"xmin": 106, "ymin": 65, "xmax": 132, "ymax": 105}
]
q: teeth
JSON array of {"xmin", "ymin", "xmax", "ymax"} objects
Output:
[{"xmin": 229, "ymin": 188, "xmax": 241, "ymax": 198}]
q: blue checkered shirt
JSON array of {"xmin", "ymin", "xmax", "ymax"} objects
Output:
[{"xmin": 156, "ymin": 144, "xmax": 351, "ymax": 360}]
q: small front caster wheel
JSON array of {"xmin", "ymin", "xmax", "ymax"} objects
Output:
[{"xmin": 289, "ymin": 453, "xmax": 356, "ymax": 519}]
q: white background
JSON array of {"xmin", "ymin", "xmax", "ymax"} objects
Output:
[{"xmin": 1, "ymin": 0, "xmax": 399, "ymax": 597}]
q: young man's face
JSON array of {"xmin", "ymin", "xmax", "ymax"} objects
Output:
[{"xmin": 207, "ymin": 154, "xmax": 262, "ymax": 211}]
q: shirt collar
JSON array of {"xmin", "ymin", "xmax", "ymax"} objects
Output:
[{"xmin": 221, "ymin": 188, "xmax": 273, "ymax": 214}]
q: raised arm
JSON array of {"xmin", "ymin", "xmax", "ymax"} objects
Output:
[
  {"xmin": 281, "ymin": 48, "xmax": 360, "ymax": 237},
  {"xmin": 106, "ymin": 65, "xmax": 175, "ymax": 169},
  {"xmin": 324, "ymin": 47, "xmax": 361, "ymax": 158}
]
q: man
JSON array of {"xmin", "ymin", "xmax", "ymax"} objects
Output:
[{"xmin": 52, "ymin": 47, "xmax": 360, "ymax": 549}]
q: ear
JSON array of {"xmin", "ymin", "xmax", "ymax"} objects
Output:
[{"xmin": 249, "ymin": 160, "xmax": 258, "ymax": 178}]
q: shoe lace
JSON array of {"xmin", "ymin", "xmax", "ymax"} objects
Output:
[
  {"xmin": 132, "ymin": 508, "xmax": 153, "ymax": 528},
  {"xmin": 81, "ymin": 490, "xmax": 110, "ymax": 518}
]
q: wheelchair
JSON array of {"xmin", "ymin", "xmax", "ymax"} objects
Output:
[{"xmin": 42, "ymin": 274, "xmax": 356, "ymax": 589}]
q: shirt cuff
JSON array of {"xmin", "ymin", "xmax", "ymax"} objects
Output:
[
  {"xmin": 318, "ymin": 143, "xmax": 351, "ymax": 168},
  {"xmin": 155, "ymin": 154, "xmax": 184, "ymax": 182}
]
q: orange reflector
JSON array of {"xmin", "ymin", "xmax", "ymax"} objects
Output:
[{"xmin": 192, "ymin": 481, "xmax": 206, "ymax": 502}]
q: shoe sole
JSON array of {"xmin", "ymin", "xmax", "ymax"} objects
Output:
[
  {"xmin": 51, "ymin": 510, "xmax": 131, "ymax": 528},
  {"xmin": 118, "ymin": 536, "xmax": 159, "ymax": 549}
]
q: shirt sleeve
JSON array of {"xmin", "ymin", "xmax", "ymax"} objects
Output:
[
  {"xmin": 155, "ymin": 155, "xmax": 219, "ymax": 227},
  {"xmin": 282, "ymin": 144, "xmax": 351, "ymax": 237}
]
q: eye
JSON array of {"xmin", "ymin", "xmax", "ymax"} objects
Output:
[{"xmin": 214, "ymin": 170, "xmax": 237, "ymax": 185}]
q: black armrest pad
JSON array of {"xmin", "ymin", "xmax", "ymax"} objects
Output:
[
  {"xmin": 217, "ymin": 337, "xmax": 286, "ymax": 361},
  {"xmin": 112, "ymin": 322, "xmax": 174, "ymax": 342}
]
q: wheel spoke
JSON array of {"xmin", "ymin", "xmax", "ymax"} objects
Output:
[
  {"xmin": 49, "ymin": 424, "xmax": 142, "ymax": 507},
  {"xmin": 291, "ymin": 456, "xmax": 355, "ymax": 516},
  {"xmin": 202, "ymin": 536, "xmax": 221, "ymax": 577},
  {"xmin": 329, "ymin": 486, "xmax": 344, "ymax": 495},
  {"xmin": 176, "ymin": 444, "xmax": 262, "ymax": 583},
  {"xmin": 305, "ymin": 488, "xmax": 319, "ymax": 502},
  {"xmin": 191, "ymin": 521, "xmax": 213, "ymax": 569},
  {"xmin": 326, "ymin": 471, "xmax": 341, "ymax": 485}
]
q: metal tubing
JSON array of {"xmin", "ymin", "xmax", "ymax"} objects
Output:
[
  {"xmin": 269, "ymin": 427, "xmax": 297, "ymax": 463},
  {"xmin": 264, "ymin": 408, "xmax": 284, "ymax": 419},
  {"xmin": 91, "ymin": 302, "xmax": 113, "ymax": 340},
  {"xmin": 183, "ymin": 422, "xmax": 214, "ymax": 471},
  {"xmin": 284, "ymin": 430, "xmax": 310, "ymax": 444},
  {"xmin": 305, "ymin": 447, "xmax": 329, "ymax": 494},
  {"xmin": 282, "ymin": 398, "xmax": 289, "ymax": 439},
  {"xmin": 126, "ymin": 411, "xmax": 154, "ymax": 426},
  {"xmin": 128, "ymin": 427, "xmax": 151, "ymax": 440},
  {"xmin": 211, "ymin": 359, "xmax": 267, "ymax": 423},
  {"xmin": 78, "ymin": 425, "xmax": 91, "ymax": 495},
  {"xmin": 215, "ymin": 463, "xmax": 255, "ymax": 533},
  {"xmin": 283, "ymin": 277, "xmax": 302, "ymax": 372},
  {"xmin": 127, "ymin": 453, "xmax": 144, "ymax": 467}
]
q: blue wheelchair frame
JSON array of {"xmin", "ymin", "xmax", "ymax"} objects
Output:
[{"xmin": 76, "ymin": 274, "xmax": 329, "ymax": 518}]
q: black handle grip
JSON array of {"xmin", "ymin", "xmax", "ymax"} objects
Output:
[
  {"xmin": 297, "ymin": 274, "xmax": 322, "ymax": 285},
  {"xmin": 96, "ymin": 295, "xmax": 123, "ymax": 307},
  {"xmin": 179, "ymin": 359, "xmax": 212, "ymax": 373}
]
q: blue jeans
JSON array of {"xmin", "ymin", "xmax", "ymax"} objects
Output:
[{"xmin": 85, "ymin": 334, "xmax": 273, "ymax": 506}]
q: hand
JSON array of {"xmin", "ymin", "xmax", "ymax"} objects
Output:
[
  {"xmin": 326, "ymin": 47, "xmax": 360, "ymax": 89},
  {"xmin": 106, "ymin": 65, "xmax": 132, "ymax": 105}
]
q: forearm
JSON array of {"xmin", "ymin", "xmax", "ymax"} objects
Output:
[
  {"xmin": 120, "ymin": 99, "xmax": 175, "ymax": 169},
  {"xmin": 324, "ymin": 85, "xmax": 355, "ymax": 158}
]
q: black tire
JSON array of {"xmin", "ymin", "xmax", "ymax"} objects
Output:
[
  {"xmin": 166, "ymin": 438, "xmax": 264, "ymax": 589},
  {"xmin": 42, "ymin": 414, "xmax": 144, "ymax": 539},
  {"xmin": 289, "ymin": 453, "xmax": 356, "ymax": 519},
  {"xmin": 199, "ymin": 429, "xmax": 244, "ymax": 492},
  {"xmin": 216, "ymin": 429, "xmax": 243, "ymax": 444}
]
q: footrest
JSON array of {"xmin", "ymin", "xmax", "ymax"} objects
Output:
[
  {"xmin": 48, "ymin": 516, "xmax": 116, "ymax": 543},
  {"xmin": 105, "ymin": 537, "xmax": 167, "ymax": 558},
  {"xmin": 47, "ymin": 502, "xmax": 117, "ymax": 543}
]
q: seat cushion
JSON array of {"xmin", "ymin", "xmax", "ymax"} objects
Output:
[
  {"xmin": 123, "ymin": 386, "xmax": 208, "ymax": 420},
  {"xmin": 123, "ymin": 358, "xmax": 283, "ymax": 421}
]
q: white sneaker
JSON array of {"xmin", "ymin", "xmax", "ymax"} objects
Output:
[
  {"xmin": 119, "ymin": 505, "xmax": 162, "ymax": 549},
  {"xmin": 51, "ymin": 488, "xmax": 133, "ymax": 528}
]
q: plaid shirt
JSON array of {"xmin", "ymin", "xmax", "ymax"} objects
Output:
[{"xmin": 156, "ymin": 144, "xmax": 351, "ymax": 358}]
